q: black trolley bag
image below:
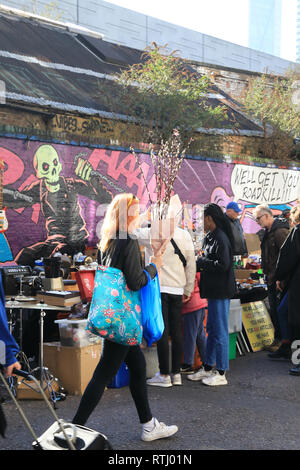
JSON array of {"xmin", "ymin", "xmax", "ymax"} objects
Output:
[{"xmin": 0, "ymin": 367, "xmax": 113, "ymax": 450}]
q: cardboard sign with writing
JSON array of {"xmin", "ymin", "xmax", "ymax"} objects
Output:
[{"xmin": 242, "ymin": 301, "xmax": 274, "ymax": 352}]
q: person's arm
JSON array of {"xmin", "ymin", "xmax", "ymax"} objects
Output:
[
  {"xmin": 122, "ymin": 238, "xmax": 157, "ymax": 291},
  {"xmin": 276, "ymin": 228, "xmax": 300, "ymax": 281},
  {"xmin": 182, "ymin": 233, "xmax": 196, "ymax": 297},
  {"xmin": 274, "ymin": 228, "xmax": 290, "ymax": 251},
  {"xmin": 0, "ymin": 307, "xmax": 20, "ymax": 376},
  {"xmin": 197, "ymin": 235, "xmax": 231, "ymax": 274}
]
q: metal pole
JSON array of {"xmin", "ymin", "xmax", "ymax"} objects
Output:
[{"xmin": 39, "ymin": 308, "xmax": 46, "ymax": 388}]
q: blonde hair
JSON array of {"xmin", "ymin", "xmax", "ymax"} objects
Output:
[
  {"xmin": 98, "ymin": 193, "xmax": 139, "ymax": 252},
  {"xmin": 290, "ymin": 204, "xmax": 300, "ymax": 225}
]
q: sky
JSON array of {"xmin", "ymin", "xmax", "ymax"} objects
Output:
[{"xmin": 104, "ymin": 0, "xmax": 297, "ymax": 62}]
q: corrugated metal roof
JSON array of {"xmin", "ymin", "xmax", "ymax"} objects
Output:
[{"xmin": 0, "ymin": 9, "xmax": 263, "ymax": 134}]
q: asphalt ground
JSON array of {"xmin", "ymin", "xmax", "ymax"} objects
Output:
[{"xmin": 0, "ymin": 349, "xmax": 299, "ymax": 457}]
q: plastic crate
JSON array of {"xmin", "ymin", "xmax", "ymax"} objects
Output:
[
  {"xmin": 107, "ymin": 362, "xmax": 129, "ymax": 388},
  {"xmin": 229, "ymin": 299, "xmax": 242, "ymax": 333},
  {"xmin": 229, "ymin": 332, "xmax": 238, "ymax": 360},
  {"xmin": 54, "ymin": 319, "xmax": 102, "ymax": 348}
]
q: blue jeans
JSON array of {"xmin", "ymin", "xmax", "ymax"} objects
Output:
[
  {"xmin": 205, "ymin": 299, "xmax": 230, "ymax": 371},
  {"xmin": 277, "ymin": 292, "xmax": 289, "ymax": 340},
  {"xmin": 182, "ymin": 308, "xmax": 207, "ymax": 366}
]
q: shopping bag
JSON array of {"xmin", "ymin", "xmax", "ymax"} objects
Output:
[
  {"xmin": 86, "ymin": 265, "xmax": 143, "ymax": 346},
  {"xmin": 141, "ymin": 269, "xmax": 164, "ymax": 347}
]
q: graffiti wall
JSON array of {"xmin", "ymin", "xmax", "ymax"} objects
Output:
[{"xmin": 0, "ymin": 137, "xmax": 299, "ymax": 265}]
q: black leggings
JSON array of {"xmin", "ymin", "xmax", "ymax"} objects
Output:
[
  {"xmin": 157, "ymin": 293, "xmax": 183, "ymax": 375},
  {"xmin": 72, "ymin": 340, "xmax": 152, "ymax": 426}
]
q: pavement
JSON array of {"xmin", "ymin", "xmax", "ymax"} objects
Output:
[{"xmin": 0, "ymin": 349, "xmax": 299, "ymax": 452}]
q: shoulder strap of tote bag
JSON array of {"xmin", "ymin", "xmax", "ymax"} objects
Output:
[{"xmin": 170, "ymin": 238, "xmax": 187, "ymax": 268}]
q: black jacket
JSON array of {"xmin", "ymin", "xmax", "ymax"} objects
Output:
[
  {"xmin": 197, "ymin": 227, "xmax": 236, "ymax": 299},
  {"xmin": 225, "ymin": 215, "xmax": 248, "ymax": 256},
  {"xmin": 98, "ymin": 233, "xmax": 157, "ymax": 291},
  {"xmin": 261, "ymin": 217, "xmax": 290, "ymax": 285},
  {"xmin": 275, "ymin": 224, "xmax": 300, "ymax": 328}
]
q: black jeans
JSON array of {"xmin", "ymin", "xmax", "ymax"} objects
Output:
[
  {"xmin": 268, "ymin": 282, "xmax": 281, "ymax": 340},
  {"xmin": 72, "ymin": 340, "xmax": 152, "ymax": 426},
  {"xmin": 157, "ymin": 293, "xmax": 183, "ymax": 375}
]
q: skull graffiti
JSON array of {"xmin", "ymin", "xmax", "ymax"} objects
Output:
[{"xmin": 33, "ymin": 145, "xmax": 62, "ymax": 192}]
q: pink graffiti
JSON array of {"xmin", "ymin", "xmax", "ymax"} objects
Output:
[
  {"xmin": 88, "ymin": 148, "xmax": 158, "ymax": 203},
  {"xmin": 0, "ymin": 147, "xmax": 24, "ymax": 184}
]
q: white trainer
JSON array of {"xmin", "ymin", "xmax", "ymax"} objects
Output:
[
  {"xmin": 146, "ymin": 372, "xmax": 172, "ymax": 387},
  {"xmin": 141, "ymin": 418, "xmax": 178, "ymax": 442},
  {"xmin": 187, "ymin": 367, "xmax": 213, "ymax": 381},
  {"xmin": 202, "ymin": 370, "xmax": 228, "ymax": 386},
  {"xmin": 172, "ymin": 373, "xmax": 182, "ymax": 386}
]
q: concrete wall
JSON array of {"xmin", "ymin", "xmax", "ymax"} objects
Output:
[{"xmin": 0, "ymin": 0, "xmax": 296, "ymax": 75}]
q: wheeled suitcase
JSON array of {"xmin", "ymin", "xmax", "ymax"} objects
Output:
[{"xmin": 0, "ymin": 368, "xmax": 112, "ymax": 450}]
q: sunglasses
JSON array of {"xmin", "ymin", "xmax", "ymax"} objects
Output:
[{"xmin": 256, "ymin": 214, "xmax": 266, "ymax": 222}]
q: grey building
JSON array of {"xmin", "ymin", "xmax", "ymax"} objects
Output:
[
  {"xmin": 248, "ymin": 0, "xmax": 282, "ymax": 56},
  {"xmin": 0, "ymin": 0, "xmax": 296, "ymax": 76},
  {"xmin": 297, "ymin": 0, "xmax": 300, "ymax": 62}
]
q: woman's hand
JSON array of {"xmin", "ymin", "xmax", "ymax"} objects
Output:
[{"xmin": 150, "ymin": 256, "xmax": 163, "ymax": 272}]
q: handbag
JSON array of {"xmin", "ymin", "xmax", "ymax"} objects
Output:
[
  {"xmin": 140, "ymin": 267, "xmax": 164, "ymax": 347},
  {"xmin": 86, "ymin": 265, "xmax": 143, "ymax": 346}
]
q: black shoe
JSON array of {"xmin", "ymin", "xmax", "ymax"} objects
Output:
[
  {"xmin": 268, "ymin": 344, "xmax": 291, "ymax": 360},
  {"xmin": 180, "ymin": 364, "xmax": 194, "ymax": 374},
  {"xmin": 289, "ymin": 364, "xmax": 300, "ymax": 376}
]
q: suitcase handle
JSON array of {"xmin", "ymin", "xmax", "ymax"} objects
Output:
[
  {"xmin": 13, "ymin": 368, "xmax": 31, "ymax": 379},
  {"xmin": 53, "ymin": 422, "xmax": 77, "ymax": 444},
  {"xmin": 11, "ymin": 368, "xmax": 76, "ymax": 450}
]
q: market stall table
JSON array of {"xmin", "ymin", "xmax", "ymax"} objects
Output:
[{"xmin": 5, "ymin": 297, "xmax": 71, "ymax": 405}]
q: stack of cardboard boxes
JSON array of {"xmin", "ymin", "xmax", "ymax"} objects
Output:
[{"xmin": 43, "ymin": 323, "xmax": 102, "ymax": 396}]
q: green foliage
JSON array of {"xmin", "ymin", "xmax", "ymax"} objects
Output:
[
  {"xmin": 102, "ymin": 44, "xmax": 226, "ymax": 146},
  {"xmin": 243, "ymin": 72, "xmax": 300, "ymax": 137}
]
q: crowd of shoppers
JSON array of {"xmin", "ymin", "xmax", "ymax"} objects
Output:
[{"xmin": 1, "ymin": 192, "xmax": 300, "ymax": 447}]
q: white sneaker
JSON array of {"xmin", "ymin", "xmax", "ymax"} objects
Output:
[
  {"xmin": 146, "ymin": 372, "xmax": 172, "ymax": 387},
  {"xmin": 187, "ymin": 367, "xmax": 213, "ymax": 381},
  {"xmin": 202, "ymin": 370, "xmax": 228, "ymax": 386},
  {"xmin": 172, "ymin": 373, "xmax": 182, "ymax": 386},
  {"xmin": 141, "ymin": 418, "xmax": 178, "ymax": 442}
]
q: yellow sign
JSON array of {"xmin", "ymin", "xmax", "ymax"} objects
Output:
[{"xmin": 242, "ymin": 301, "xmax": 274, "ymax": 352}]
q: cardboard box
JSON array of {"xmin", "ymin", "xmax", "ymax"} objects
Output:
[
  {"xmin": 43, "ymin": 342, "xmax": 102, "ymax": 395},
  {"xmin": 16, "ymin": 376, "xmax": 60, "ymax": 400},
  {"xmin": 235, "ymin": 269, "xmax": 258, "ymax": 280},
  {"xmin": 244, "ymin": 233, "xmax": 261, "ymax": 255}
]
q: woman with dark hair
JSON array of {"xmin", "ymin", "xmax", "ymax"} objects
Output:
[{"xmin": 187, "ymin": 203, "xmax": 236, "ymax": 386}]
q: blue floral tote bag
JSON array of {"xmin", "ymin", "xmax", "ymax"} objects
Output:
[{"xmin": 86, "ymin": 265, "xmax": 143, "ymax": 346}]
